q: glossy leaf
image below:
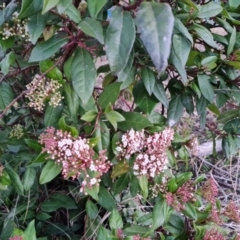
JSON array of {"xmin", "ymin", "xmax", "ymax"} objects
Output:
[
  {"xmin": 98, "ymin": 82, "xmax": 121, "ymax": 109},
  {"xmin": 152, "ymin": 197, "xmax": 168, "ymax": 230},
  {"xmin": 23, "ymin": 167, "xmax": 36, "ymax": 191},
  {"xmin": 0, "ymin": 82, "xmax": 14, "ymax": 111},
  {"xmin": 167, "ymin": 95, "xmax": 184, "ymax": 127},
  {"xmin": 98, "ymin": 186, "xmax": 116, "ymax": 211},
  {"xmin": 44, "ymin": 103, "xmax": 63, "ymax": 127},
  {"xmin": 197, "ymin": 2, "xmax": 223, "ymax": 18},
  {"xmin": 0, "ymin": 2, "xmax": 19, "ymax": 25},
  {"xmin": 71, "ymin": 48, "xmax": 97, "ymax": 103},
  {"xmin": 19, "ymin": 0, "xmax": 42, "ymax": 18},
  {"xmin": 0, "ymin": 51, "xmax": 15, "ymax": 75},
  {"xmin": 223, "ymin": 119, "xmax": 240, "ymax": 134},
  {"xmin": 217, "ymin": 109, "xmax": 240, "ymax": 124},
  {"xmin": 42, "ymin": 0, "xmax": 59, "ymax": 14},
  {"xmin": 58, "ymin": 116, "xmax": 79, "ymax": 137},
  {"xmin": 87, "ymin": 0, "xmax": 107, "ymax": 19},
  {"xmin": 81, "ymin": 110, "xmax": 98, "ymax": 122},
  {"xmin": 142, "ymin": 68, "xmax": 156, "ymax": 95},
  {"xmin": 118, "ymin": 112, "xmax": 152, "ymax": 131},
  {"xmin": 78, "ymin": 18, "xmax": 104, "ymax": 44},
  {"xmin": 153, "ymin": 81, "xmax": 169, "ymax": 108},
  {"xmin": 85, "ymin": 185, "xmax": 99, "ymax": 201},
  {"xmin": 97, "ymin": 226, "xmax": 110, "ymax": 240},
  {"xmin": 111, "ymin": 161, "xmax": 129, "ymax": 178},
  {"xmin": 86, "ymin": 200, "xmax": 98, "ymax": 220},
  {"xmin": 29, "ymin": 35, "xmax": 68, "ymax": 62},
  {"xmin": 227, "ymin": 27, "xmax": 236, "ymax": 56},
  {"xmin": 23, "ymin": 220, "xmax": 37, "ymax": 240},
  {"xmin": 105, "ymin": 7, "xmax": 135, "ymax": 72},
  {"xmin": 39, "ymin": 59, "xmax": 62, "ymax": 81},
  {"xmin": 113, "ymin": 173, "xmax": 129, "ymax": 195},
  {"xmin": 93, "ymin": 121, "xmax": 110, "ymax": 152},
  {"xmin": 136, "ymin": 2, "xmax": 174, "ymax": 72},
  {"xmin": 138, "ymin": 175, "xmax": 148, "ymax": 200},
  {"xmin": 39, "ymin": 160, "xmax": 62, "ymax": 184},
  {"xmin": 65, "ymin": 4, "xmax": 81, "ymax": 23},
  {"xmin": 229, "ymin": 0, "xmax": 240, "ymax": 9},
  {"xmin": 106, "ymin": 111, "xmax": 125, "ymax": 131},
  {"xmin": 124, "ymin": 226, "xmax": 150, "ymax": 236},
  {"xmin": 174, "ymin": 18, "xmax": 193, "ymax": 45},
  {"xmin": 24, "ymin": 139, "xmax": 42, "ymax": 152},
  {"xmin": 109, "ymin": 209, "xmax": 123, "ymax": 230},
  {"xmin": 197, "ymin": 74, "xmax": 214, "ymax": 103},
  {"xmin": 57, "ymin": 0, "xmax": 71, "ymax": 13}
]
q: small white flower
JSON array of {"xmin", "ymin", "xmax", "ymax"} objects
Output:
[
  {"xmin": 141, "ymin": 169, "xmax": 147, "ymax": 175},
  {"xmin": 133, "ymin": 164, "xmax": 139, "ymax": 170},
  {"xmin": 90, "ymin": 178, "xmax": 97, "ymax": 185},
  {"xmin": 90, "ymin": 164, "xmax": 96, "ymax": 171},
  {"xmin": 116, "ymin": 146, "xmax": 122, "ymax": 152},
  {"xmin": 65, "ymin": 149, "xmax": 72, "ymax": 157}
]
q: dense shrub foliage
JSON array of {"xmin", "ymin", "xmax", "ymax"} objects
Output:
[{"xmin": 1, "ymin": 0, "xmax": 240, "ymax": 239}]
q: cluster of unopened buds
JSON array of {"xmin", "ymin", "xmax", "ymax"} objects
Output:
[
  {"xmin": 0, "ymin": 11, "xmax": 30, "ymax": 41},
  {"xmin": 39, "ymin": 127, "xmax": 111, "ymax": 193},
  {"xmin": 203, "ymin": 228, "xmax": 224, "ymax": 240},
  {"xmin": 26, "ymin": 74, "xmax": 63, "ymax": 111},
  {"xmin": 9, "ymin": 236, "xmax": 23, "ymax": 240},
  {"xmin": 9, "ymin": 124, "xmax": 24, "ymax": 139},
  {"xmin": 116, "ymin": 128, "xmax": 174, "ymax": 178}
]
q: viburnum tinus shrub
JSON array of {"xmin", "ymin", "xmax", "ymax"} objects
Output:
[{"xmin": 1, "ymin": 0, "xmax": 240, "ymax": 239}]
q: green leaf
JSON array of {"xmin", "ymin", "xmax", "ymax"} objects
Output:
[
  {"xmin": 105, "ymin": 7, "xmax": 135, "ymax": 72},
  {"xmin": 0, "ymin": 37, "xmax": 14, "ymax": 52},
  {"xmin": 152, "ymin": 197, "xmax": 168, "ymax": 230},
  {"xmin": 118, "ymin": 112, "xmax": 152, "ymax": 131},
  {"xmin": 44, "ymin": 103, "xmax": 63, "ymax": 127},
  {"xmin": 27, "ymin": 13, "xmax": 48, "ymax": 44},
  {"xmin": 197, "ymin": 2, "xmax": 223, "ymax": 18},
  {"xmin": 97, "ymin": 226, "xmax": 110, "ymax": 240},
  {"xmin": 86, "ymin": 200, "xmax": 98, "ymax": 220},
  {"xmin": 174, "ymin": 18, "xmax": 193, "ymax": 45},
  {"xmin": 0, "ymin": 2, "xmax": 19, "ymax": 25},
  {"xmin": 0, "ymin": 51, "xmax": 15, "ymax": 75},
  {"xmin": 201, "ymin": 56, "xmax": 217, "ymax": 66},
  {"xmin": 217, "ymin": 109, "xmax": 240, "ymax": 124},
  {"xmin": 29, "ymin": 35, "xmax": 68, "ymax": 62},
  {"xmin": 138, "ymin": 175, "xmax": 148, "ymax": 200},
  {"xmin": 36, "ymin": 212, "xmax": 51, "ymax": 221},
  {"xmin": 78, "ymin": 18, "xmax": 104, "ymax": 44},
  {"xmin": 167, "ymin": 95, "xmax": 184, "ymax": 127},
  {"xmin": 0, "ymin": 171, "xmax": 11, "ymax": 186},
  {"xmin": 23, "ymin": 167, "xmax": 36, "ymax": 191},
  {"xmin": 81, "ymin": 110, "xmax": 98, "ymax": 122},
  {"xmin": 227, "ymin": 27, "xmax": 236, "ymax": 56},
  {"xmin": 19, "ymin": 0, "xmax": 42, "ymax": 19},
  {"xmin": 229, "ymin": 0, "xmax": 240, "ymax": 9},
  {"xmin": 113, "ymin": 173, "xmax": 129, "ymax": 195},
  {"xmin": 223, "ymin": 60, "xmax": 240, "ymax": 69},
  {"xmin": 58, "ymin": 116, "xmax": 79, "ymax": 137},
  {"xmin": 98, "ymin": 186, "xmax": 116, "ymax": 211},
  {"xmin": 87, "ymin": 0, "xmax": 107, "ymax": 19},
  {"xmin": 192, "ymin": 24, "xmax": 218, "ymax": 49},
  {"xmin": 39, "ymin": 59, "xmax": 62, "ymax": 81},
  {"xmin": 124, "ymin": 226, "xmax": 150, "ymax": 236},
  {"xmin": 65, "ymin": 4, "xmax": 81, "ymax": 23},
  {"xmin": 98, "ymin": 82, "xmax": 121, "ymax": 109},
  {"xmin": 133, "ymin": 81, "xmax": 158, "ymax": 114},
  {"xmin": 42, "ymin": 0, "xmax": 60, "ymax": 14},
  {"xmin": 170, "ymin": 34, "xmax": 191, "ymax": 84},
  {"xmin": 167, "ymin": 178, "xmax": 178, "ymax": 192},
  {"xmin": 93, "ymin": 121, "xmax": 110, "ymax": 152},
  {"xmin": 111, "ymin": 161, "xmax": 129, "ymax": 178},
  {"xmin": 0, "ymin": 219, "xmax": 14, "ymax": 240},
  {"xmin": 223, "ymin": 119, "xmax": 240, "ymax": 134},
  {"xmin": 136, "ymin": 2, "xmax": 174, "ymax": 72},
  {"xmin": 109, "ymin": 209, "xmax": 123, "ymax": 230},
  {"xmin": 153, "ymin": 81, "xmax": 169, "ymax": 108},
  {"xmin": 39, "ymin": 160, "xmax": 62, "ymax": 184},
  {"xmin": 57, "ymin": 0, "xmax": 71, "ymax": 13},
  {"xmin": 71, "ymin": 48, "xmax": 97, "ymax": 103},
  {"xmin": 142, "ymin": 68, "xmax": 156, "ymax": 95},
  {"xmin": 106, "ymin": 111, "xmax": 125, "ymax": 131},
  {"xmin": 5, "ymin": 163, "xmax": 24, "ymax": 196},
  {"xmin": 181, "ymin": 94, "xmax": 194, "ymax": 114},
  {"xmin": 24, "ymin": 139, "xmax": 42, "ymax": 151},
  {"xmin": 222, "ymin": 134, "xmax": 239, "ymax": 158},
  {"xmin": 0, "ymin": 82, "xmax": 14, "ymax": 111},
  {"xmin": 41, "ymin": 193, "xmax": 77, "ymax": 212},
  {"xmin": 23, "ymin": 220, "xmax": 37, "ymax": 240},
  {"xmin": 85, "ymin": 185, "xmax": 99, "ymax": 201},
  {"xmin": 197, "ymin": 74, "xmax": 214, "ymax": 103}
]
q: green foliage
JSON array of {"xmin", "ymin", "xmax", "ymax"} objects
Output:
[{"xmin": 1, "ymin": 0, "xmax": 240, "ymax": 239}]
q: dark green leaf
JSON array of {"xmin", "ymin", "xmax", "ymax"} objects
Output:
[
  {"xmin": 167, "ymin": 95, "xmax": 184, "ymax": 127},
  {"xmin": 152, "ymin": 197, "xmax": 168, "ymax": 230},
  {"xmin": 153, "ymin": 81, "xmax": 169, "ymax": 108},
  {"xmin": 181, "ymin": 94, "xmax": 194, "ymax": 114},
  {"xmin": 98, "ymin": 82, "xmax": 121, "ymax": 109},
  {"xmin": 217, "ymin": 109, "xmax": 240, "ymax": 124},
  {"xmin": 24, "ymin": 139, "xmax": 42, "ymax": 151},
  {"xmin": 71, "ymin": 48, "xmax": 97, "ymax": 103},
  {"xmin": 86, "ymin": 200, "xmax": 98, "ymax": 220},
  {"xmin": 58, "ymin": 116, "xmax": 79, "ymax": 137},
  {"xmin": 42, "ymin": 0, "xmax": 60, "ymax": 14},
  {"xmin": 93, "ymin": 121, "xmax": 110, "ymax": 152},
  {"xmin": 174, "ymin": 18, "xmax": 193, "ymax": 45},
  {"xmin": 136, "ymin": 2, "xmax": 174, "ymax": 72},
  {"xmin": 44, "ymin": 103, "xmax": 63, "ymax": 127},
  {"xmin": 106, "ymin": 111, "xmax": 125, "ymax": 131},
  {"xmin": 133, "ymin": 81, "xmax": 158, "ymax": 114},
  {"xmin": 23, "ymin": 220, "xmax": 37, "ymax": 240},
  {"xmin": 0, "ymin": 51, "xmax": 15, "ymax": 75},
  {"xmin": 41, "ymin": 193, "xmax": 77, "ymax": 212},
  {"xmin": 109, "ymin": 209, "xmax": 123, "ymax": 230},
  {"xmin": 39, "ymin": 59, "xmax": 62, "ymax": 81},
  {"xmin": 98, "ymin": 186, "xmax": 116, "ymax": 211},
  {"xmin": 87, "ymin": 0, "xmax": 107, "ymax": 19},
  {"xmin": 0, "ymin": 2, "xmax": 19, "ymax": 25},
  {"xmin": 0, "ymin": 219, "xmax": 14, "ymax": 240},
  {"xmin": 197, "ymin": 2, "xmax": 223, "ymax": 18},
  {"xmin": 57, "ymin": 0, "xmax": 71, "ymax": 13},
  {"xmin": 197, "ymin": 74, "xmax": 214, "ymax": 103},
  {"xmin": 138, "ymin": 175, "xmax": 148, "ymax": 200},
  {"xmin": 78, "ymin": 18, "xmax": 104, "ymax": 44},
  {"xmin": 227, "ymin": 27, "xmax": 236, "ymax": 56},
  {"xmin": 97, "ymin": 226, "xmax": 110, "ymax": 240},
  {"xmin": 182, "ymin": 202, "xmax": 197, "ymax": 220},
  {"xmin": 124, "ymin": 226, "xmax": 150, "ymax": 236},
  {"xmin": 130, "ymin": 175, "xmax": 139, "ymax": 197},
  {"xmin": 118, "ymin": 112, "xmax": 152, "ymax": 131},
  {"xmin": 19, "ymin": 0, "xmax": 42, "ymax": 19},
  {"xmin": 0, "ymin": 82, "xmax": 14, "ymax": 111},
  {"xmin": 111, "ymin": 162, "xmax": 129, "ymax": 178},
  {"xmin": 222, "ymin": 134, "xmax": 239, "ymax": 158},
  {"xmin": 223, "ymin": 119, "xmax": 240, "ymax": 134},
  {"xmin": 28, "ymin": 13, "xmax": 48, "ymax": 44},
  {"xmin": 113, "ymin": 173, "xmax": 129, "ymax": 195},
  {"xmin": 5, "ymin": 163, "xmax": 24, "ymax": 196},
  {"xmin": 85, "ymin": 185, "xmax": 99, "ymax": 201},
  {"xmin": 65, "ymin": 4, "xmax": 81, "ymax": 23},
  {"xmin": 29, "ymin": 35, "xmax": 68, "ymax": 62},
  {"xmin": 81, "ymin": 110, "xmax": 98, "ymax": 122},
  {"xmin": 36, "ymin": 212, "xmax": 51, "ymax": 221},
  {"xmin": 142, "ymin": 68, "xmax": 156, "ymax": 95},
  {"xmin": 105, "ymin": 7, "xmax": 135, "ymax": 72},
  {"xmin": 23, "ymin": 167, "xmax": 36, "ymax": 191},
  {"xmin": 196, "ymin": 96, "xmax": 209, "ymax": 115},
  {"xmin": 39, "ymin": 160, "xmax": 62, "ymax": 184}
]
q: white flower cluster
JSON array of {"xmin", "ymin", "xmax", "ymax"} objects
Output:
[
  {"xmin": 116, "ymin": 128, "xmax": 174, "ymax": 178},
  {"xmin": 26, "ymin": 74, "xmax": 63, "ymax": 111}
]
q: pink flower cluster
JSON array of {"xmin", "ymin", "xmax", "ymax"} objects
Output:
[
  {"xmin": 222, "ymin": 201, "xmax": 240, "ymax": 223},
  {"xmin": 203, "ymin": 228, "xmax": 224, "ymax": 240},
  {"xmin": 9, "ymin": 237, "xmax": 23, "ymax": 240},
  {"xmin": 39, "ymin": 127, "xmax": 111, "ymax": 192},
  {"xmin": 201, "ymin": 177, "xmax": 218, "ymax": 205},
  {"xmin": 165, "ymin": 181, "xmax": 196, "ymax": 211},
  {"xmin": 116, "ymin": 128, "xmax": 174, "ymax": 178}
]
